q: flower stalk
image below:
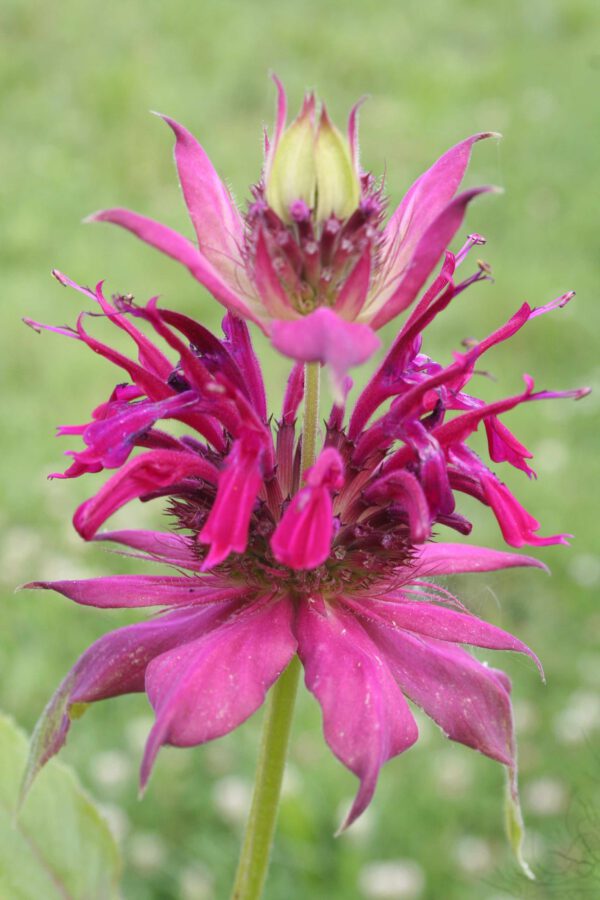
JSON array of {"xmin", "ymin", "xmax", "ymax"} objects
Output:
[
  {"xmin": 230, "ymin": 361, "xmax": 320, "ymax": 899},
  {"xmin": 230, "ymin": 655, "xmax": 302, "ymax": 900}
]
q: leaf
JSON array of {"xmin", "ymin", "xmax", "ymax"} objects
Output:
[
  {"xmin": 504, "ymin": 765, "xmax": 535, "ymax": 881},
  {"xmin": 0, "ymin": 712, "xmax": 122, "ymax": 899}
]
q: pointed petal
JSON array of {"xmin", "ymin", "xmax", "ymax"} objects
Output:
[
  {"xmin": 271, "ymin": 307, "xmax": 381, "ymax": 398},
  {"xmin": 24, "ymin": 575, "xmax": 243, "ymax": 609},
  {"xmin": 221, "ymin": 313, "xmax": 268, "ymax": 423},
  {"xmin": 369, "ymin": 624, "xmax": 516, "ymax": 765},
  {"xmin": 23, "ymin": 604, "xmax": 236, "ymax": 795},
  {"xmin": 158, "ymin": 115, "xmax": 244, "ymax": 275},
  {"xmin": 199, "ymin": 432, "xmax": 265, "ymax": 569},
  {"xmin": 94, "ymin": 529, "xmax": 203, "ymax": 570},
  {"xmin": 271, "ymin": 448, "xmax": 344, "ymax": 570},
  {"xmin": 384, "ymin": 133, "xmax": 497, "ymax": 254},
  {"xmin": 368, "ymin": 186, "xmax": 497, "ymax": 328},
  {"xmin": 480, "ymin": 475, "xmax": 571, "ymax": 548},
  {"xmin": 74, "ymin": 450, "xmax": 219, "ymax": 540},
  {"xmin": 253, "ymin": 227, "xmax": 297, "ymax": 318},
  {"xmin": 358, "ymin": 597, "xmax": 543, "ymax": 676},
  {"xmin": 88, "ymin": 208, "xmax": 262, "ymax": 325},
  {"xmin": 141, "ymin": 596, "xmax": 296, "ymax": 786},
  {"xmin": 296, "ymin": 599, "xmax": 418, "ymax": 829},
  {"xmin": 347, "ymin": 96, "xmax": 368, "ymax": 173},
  {"xmin": 264, "ymin": 73, "xmax": 288, "ymax": 179},
  {"xmin": 333, "ymin": 248, "xmax": 372, "ymax": 320},
  {"xmin": 415, "ymin": 542, "xmax": 547, "ymax": 575}
]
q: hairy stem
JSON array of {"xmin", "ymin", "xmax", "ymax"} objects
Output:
[{"xmin": 229, "ymin": 362, "xmax": 320, "ymax": 900}]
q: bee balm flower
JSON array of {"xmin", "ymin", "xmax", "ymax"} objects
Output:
[
  {"xmin": 88, "ymin": 77, "xmax": 497, "ymax": 389},
  {"xmin": 23, "ymin": 253, "xmax": 587, "ymax": 843}
]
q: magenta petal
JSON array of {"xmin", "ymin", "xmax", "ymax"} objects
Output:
[
  {"xmin": 199, "ymin": 432, "xmax": 265, "ymax": 569},
  {"xmin": 74, "ymin": 450, "xmax": 219, "ymax": 540},
  {"xmin": 333, "ymin": 249, "xmax": 372, "ymax": 320},
  {"xmin": 89, "ymin": 208, "xmax": 261, "ymax": 325},
  {"xmin": 481, "ymin": 474, "xmax": 571, "ymax": 548},
  {"xmin": 24, "ymin": 575, "xmax": 243, "ymax": 609},
  {"xmin": 415, "ymin": 542, "xmax": 547, "ymax": 575},
  {"xmin": 141, "ymin": 596, "xmax": 296, "ymax": 786},
  {"xmin": 369, "ymin": 624, "xmax": 515, "ymax": 765},
  {"xmin": 370, "ymin": 186, "xmax": 496, "ymax": 329},
  {"xmin": 360, "ymin": 596, "xmax": 543, "ymax": 676},
  {"xmin": 253, "ymin": 228, "xmax": 297, "ymax": 317},
  {"xmin": 24, "ymin": 603, "xmax": 237, "ymax": 794},
  {"xmin": 94, "ymin": 529, "xmax": 203, "ymax": 570},
  {"xmin": 271, "ymin": 448, "xmax": 344, "ymax": 570},
  {"xmin": 296, "ymin": 599, "xmax": 418, "ymax": 829},
  {"xmin": 157, "ymin": 115, "xmax": 244, "ymax": 277},
  {"xmin": 384, "ymin": 132, "xmax": 495, "ymax": 256},
  {"xmin": 271, "ymin": 308, "xmax": 381, "ymax": 395}
]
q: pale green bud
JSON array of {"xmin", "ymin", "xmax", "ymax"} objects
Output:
[
  {"xmin": 314, "ymin": 108, "xmax": 360, "ymax": 222},
  {"xmin": 265, "ymin": 95, "xmax": 317, "ymax": 223},
  {"xmin": 265, "ymin": 96, "xmax": 360, "ymax": 225}
]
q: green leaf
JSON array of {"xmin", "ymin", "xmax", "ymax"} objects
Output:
[
  {"xmin": 0, "ymin": 712, "xmax": 122, "ymax": 899},
  {"xmin": 504, "ymin": 765, "xmax": 535, "ymax": 881}
]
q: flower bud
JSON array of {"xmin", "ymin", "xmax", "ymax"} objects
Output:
[
  {"xmin": 314, "ymin": 107, "xmax": 360, "ymax": 222},
  {"xmin": 265, "ymin": 95, "xmax": 360, "ymax": 225},
  {"xmin": 265, "ymin": 94, "xmax": 317, "ymax": 223}
]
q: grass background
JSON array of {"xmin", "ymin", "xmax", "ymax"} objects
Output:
[{"xmin": 1, "ymin": 0, "xmax": 599, "ymax": 897}]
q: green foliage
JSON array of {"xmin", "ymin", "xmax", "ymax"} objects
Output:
[{"xmin": 0, "ymin": 714, "xmax": 121, "ymax": 899}]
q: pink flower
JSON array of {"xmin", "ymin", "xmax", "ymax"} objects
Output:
[
  {"xmin": 23, "ymin": 257, "xmax": 587, "ymax": 834},
  {"xmin": 87, "ymin": 77, "xmax": 497, "ymax": 389}
]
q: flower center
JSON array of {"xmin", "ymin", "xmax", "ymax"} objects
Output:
[{"xmin": 245, "ymin": 179, "xmax": 385, "ymax": 316}]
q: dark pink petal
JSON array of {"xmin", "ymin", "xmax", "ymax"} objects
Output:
[
  {"xmin": 222, "ymin": 313, "xmax": 268, "ymax": 423},
  {"xmin": 89, "ymin": 208, "xmax": 262, "ymax": 326},
  {"xmin": 158, "ymin": 115, "xmax": 244, "ymax": 276},
  {"xmin": 368, "ymin": 623, "xmax": 515, "ymax": 765},
  {"xmin": 271, "ymin": 307, "xmax": 381, "ymax": 397},
  {"xmin": 69, "ymin": 392, "xmax": 197, "ymax": 473},
  {"xmin": 415, "ymin": 542, "xmax": 547, "ymax": 575},
  {"xmin": 74, "ymin": 450, "xmax": 219, "ymax": 540},
  {"xmin": 364, "ymin": 471, "xmax": 431, "ymax": 544},
  {"xmin": 401, "ymin": 419, "xmax": 455, "ymax": 516},
  {"xmin": 485, "ymin": 416, "xmax": 535, "ymax": 477},
  {"xmin": 94, "ymin": 529, "xmax": 202, "ymax": 569},
  {"xmin": 296, "ymin": 599, "xmax": 418, "ymax": 829},
  {"xmin": 253, "ymin": 227, "xmax": 297, "ymax": 318},
  {"xmin": 24, "ymin": 575, "xmax": 243, "ymax": 609},
  {"xmin": 350, "ymin": 596, "xmax": 542, "ymax": 676},
  {"xmin": 281, "ymin": 363, "xmax": 304, "ymax": 424},
  {"xmin": 369, "ymin": 186, "xmax": 497, "ymax": 329},
  {"xmin": 480, "ymin": 474, "xmax": 570, "ymax": 548},
  {"xmin": 199, "ymin": 431, "xmax": 266, "ymax": 569},
  {"xmin": 333, "ymin": 249, "xmax": 372, "ymax": 320},
  {"xmin": 23, "ymin": 603, "xmax": 238, "ymax": 795},
  {"xmin": 271, "ymin": 448, "xmax": 344, "ymax": 570},
  {"xmin": 141, "ymin": 596, "xmax": 296, "ymax": 786}
]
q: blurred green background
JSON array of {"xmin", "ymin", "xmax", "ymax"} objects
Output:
[{"xmin": 1, "ymin": 0, "xmax": 599, "ymax": 897}]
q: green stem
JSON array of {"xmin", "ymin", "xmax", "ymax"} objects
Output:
[
  {"xmin": 230, "ymin": 656, "xmax": 301, "ymax": 900},
  {"xmin": 229, "ymin": 362, "xmax": 320, "ymax": 900},
  {"xmin": 300, "ymin": 361, "xmax": 321, "ymax": 474}
]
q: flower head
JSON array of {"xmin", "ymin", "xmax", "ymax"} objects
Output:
[
  {"xmin": 23, "ymin": 251, "xmax": 588, "ymax": 842},
  {"xmin": 88, "ymin": 76, "xmax": 498, "ymax": 390}
]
